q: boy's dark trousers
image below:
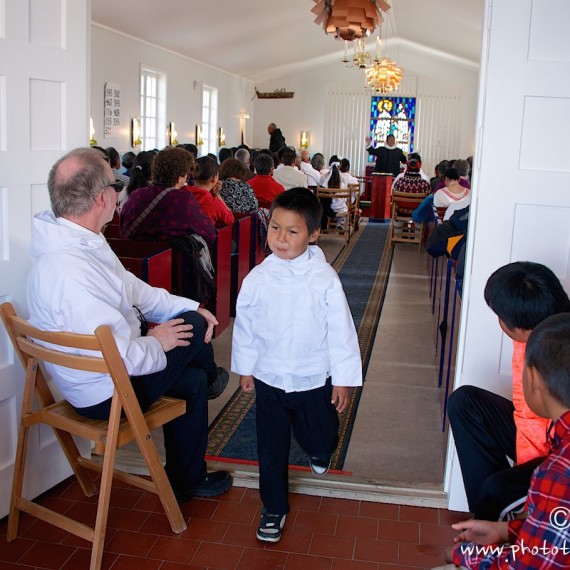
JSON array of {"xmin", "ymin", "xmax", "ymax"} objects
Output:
[
  {"xmin": 448, "ymin": 385, "xmax": 546, "ymax": 520},
  {"xmin": 254, "ymin": 377, "xmax": 340, "ymax": 515}
]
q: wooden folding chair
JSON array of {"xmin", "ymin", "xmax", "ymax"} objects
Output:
[
  {"xmin": 0, "ymin": 302, "xmax": 187, "ymax": 570},
  {"xmin": 316, "ymin": 186, "xmax": 353, "ymax": 243},
  {"xmin": 389, "ymin": 191, "xmax": 428, "ymax": 250}
]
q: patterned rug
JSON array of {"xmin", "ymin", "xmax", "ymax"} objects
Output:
[{"xmin": 206, "ymin": 221, "xmax": 393, "ymax": 473}]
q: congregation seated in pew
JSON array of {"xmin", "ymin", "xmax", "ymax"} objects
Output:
[
  {"xmin": 248, "ymin": 152, "xmax": 285, "ymax": 209},
  {"xmin": 190, "ymin": 156, "xmax": 234, "ymax": 229},
  {"xmin": 433, "ymin": 167, "xmax": 471, "ymax": 222},
  {"xmin": 218, "ymin": 158, "xmax": 259, "ymax": 215},
  {"xmin": 412, "ymin": 158, "xmax": 472, "ymax": 225},
  {"xmin": 392, "ymin": 158, "xmax": 431, "ymax": 216},
  {"xmin": 120, "ymin": 146, "xmax": 216, "ymax": 244},
  {"xmin": 121, "ymin": 150, "xmax": 155, "ymax": 211},
  {"xmin": 318, "ymin": 161, "xmax": 355, "ymax": 231}
]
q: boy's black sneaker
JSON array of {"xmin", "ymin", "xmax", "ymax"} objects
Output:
[
  {"xmin": 309, "ymin": 456, "xmax": 331, "ymax": 476},
  {"xmin": 208, "ymin": 367, "xmax": 229, "ymax": 400},
  {"xmin": 256, "ymin": 509, "xmax": 286, "ymax": 543}
]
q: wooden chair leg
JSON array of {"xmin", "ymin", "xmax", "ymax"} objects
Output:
[
  {"xmin": 90, "ymin": 394, "xmax": 122, "ymax": 570},
  {"xmin": 7, "ymin": 417, "xmax": 30, "ymax": 541},
  {"xmin": 35, "ymin": 369, "xmax": 98, "ymax": 497},
  {"xmin": 7, "ymin": 359, "xmax": 39, "ymax": 541},
  {"xmin": 128, "ymin": 410, "xmax": 186, "ymax": 533}
]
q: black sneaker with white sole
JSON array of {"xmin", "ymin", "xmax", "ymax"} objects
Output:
[
  {"xmin": 256, "ymin": 508, "xmax": 286, "ymax": 543},
  {"xmin": 309, "ymin": 456, "xmax": 331, "ymax": 476}
]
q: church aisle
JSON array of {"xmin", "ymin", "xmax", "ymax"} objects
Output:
[{"xmin": 344, "ymin": 243, "xmax": 443, "ymax": 485}]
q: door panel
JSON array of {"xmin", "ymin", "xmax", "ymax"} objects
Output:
[
  {"xmin": 445, "ymin": 0, "xmax": 570, "ymax": 511},
  {"xmin": 0, "ymin": 0, "xmax": 90, "ymax": 517}
]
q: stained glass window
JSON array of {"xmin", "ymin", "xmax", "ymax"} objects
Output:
[{"xmin": 368, "ymin": 96, "xmax": 416, "ymax": 161}]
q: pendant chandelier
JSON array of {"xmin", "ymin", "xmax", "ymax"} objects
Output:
[
  {"xmin": 364, "ymin": 28, "xmax": 402, "ymax": 94},
  {"xmin": 365, "ymin": 57, "xmax": 402, "ymax": 93},
  {"xmin": 343, "ymin": 37, "xmax": 372, "ymax": 69},
  {"xmin": 312, "ymin": 0, "xmax": 391, "ymax": 41}
]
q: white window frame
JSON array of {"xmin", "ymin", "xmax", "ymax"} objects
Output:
[
  {"xmin": 201, "ymin": 85, "xmax": 218, "ymax": 156},
  {"xmin": 140, "ymin": 66, "xmax": 166, "ymax": 151}
]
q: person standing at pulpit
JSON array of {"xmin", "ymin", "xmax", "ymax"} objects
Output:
[{"xmin": 365, "ymin": 133, "xmax": 407, "ymax": 177}]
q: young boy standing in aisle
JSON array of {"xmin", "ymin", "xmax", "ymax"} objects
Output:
[{"xmin": 231, "ymin": 187, "xmax": 362, "ymax": 543}]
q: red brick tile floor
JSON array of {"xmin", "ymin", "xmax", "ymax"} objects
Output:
[{"xmin": 0, "ymin": 477, "xmax": 468, "ymax": 570}]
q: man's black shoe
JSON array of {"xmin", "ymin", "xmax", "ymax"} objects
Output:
[
  {"xmin": 175, "ymin": 470, "xmax": 233, "ymax": 503},
  {"xmin": 208, "ymin": 367, "xmax": 229, "ymax": 400}
]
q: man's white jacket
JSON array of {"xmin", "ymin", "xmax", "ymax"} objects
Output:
[{"xmin": 26, "ymin": 210, "xmax": 196, "ymax": 407}]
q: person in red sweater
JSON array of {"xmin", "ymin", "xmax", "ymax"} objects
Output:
[
  {"xmin": 248, "ymin": 153, "xmax": 285, "ymax": 209},
  {"xmin": 189, "ymin": 156, "xmax": 234, "ymax": 228}
]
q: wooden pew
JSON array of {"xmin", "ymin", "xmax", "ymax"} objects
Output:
[
  {"xmin": 250, "ymin": 212, "xmax": 266, "ymax": 268},
  {"xmin": 208, "ymin": 223, "xmax": 233, "ymax": 336},
  {"xmin": 231, "ymin": 214, "xmax": 253, "ymax": 316},
  {"xmin": 107, "ymin": 239, "xmax": 172, "ymax": 291}
]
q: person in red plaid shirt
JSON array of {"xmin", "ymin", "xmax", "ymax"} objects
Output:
[{"xmin": 445, "ymin": 312, "xmax": 570, "ymax": 569}]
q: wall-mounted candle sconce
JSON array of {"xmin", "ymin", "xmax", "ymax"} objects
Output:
[
  {"xmin": 195, "ymin": 124, "xmax": 204, "ymax": 146},
  {"xmin": 130, "ymin": 118, "xmax": 142, "ymax": 147},
  {"xmin": 167, "ymin": 122, "xmax": 178, "ymax": 146},
  {"xmin": 218, "ymin": 127, "xmax": 226, "ymax": 147},
  {"xmin": 300, "ymin": 130, "xmax": 309, "ymax": 149},
  {"xmin": 239, "ymin": 111, "xmax": 250, "ymax": 145},
  {"xmin": 89, "ymin": 116, "xmax": 97, "ymax": 146}
]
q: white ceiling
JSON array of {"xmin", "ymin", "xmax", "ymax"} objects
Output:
[{"xmin": 91, "ymin": 0, "xmax": 485, "ymax": 83}]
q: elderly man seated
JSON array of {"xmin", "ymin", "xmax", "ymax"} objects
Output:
[{"xmin": 26, "ymin": 147, "xmax": 232, "ymax": 503}]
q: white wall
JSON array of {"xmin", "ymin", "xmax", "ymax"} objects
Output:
[{"xmin": 91, "ymin": 24, "xmax": 254, "ymax": 155}]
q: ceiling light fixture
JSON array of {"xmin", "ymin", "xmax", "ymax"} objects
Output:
[
  {"xmin": 312, "ymin": 0, "xmax": 391, "ymax": 41},
  {"xmin": 365, "ymin": 57, "xmax": 402, "ymax": 94},
  {"xmin": 343, "ymin": 37, "xmax": 371, "ymax": 69},
  {"xmin": 364, "ymin": 26, "xmax": 402, "ymax": 94}
]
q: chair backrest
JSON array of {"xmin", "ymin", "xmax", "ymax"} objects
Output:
[
  {"xmin": 391, "ymin": 191, "xmax": 427, "ymax": 215},
  {"xmin": 316, "ymin": 186, "xmax": 351, "ymax": 200},
  {"xmin": 347, "ymin": 183, "xmax": 361, "ymax": 205}
]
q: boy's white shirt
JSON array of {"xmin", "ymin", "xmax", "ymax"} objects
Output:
[{"xmin": 231, "ymin": 245, "xmax": 362, "ymax": 392}]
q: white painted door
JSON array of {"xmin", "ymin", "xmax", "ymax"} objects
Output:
[
  {"xmin": 445, "ymin": 0, "xmax": 570, "ymax": 511},
  {"xmin": 0, "ymin": 0, "xmax": 91, "ymax": 517}
]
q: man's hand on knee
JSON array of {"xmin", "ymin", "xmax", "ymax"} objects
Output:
[
  {"xmin": 148, "ymin": 318, "xmax": 193, "ymax": 351},
  {"xmin": 197, "ymin": 307, "xmax": 218, "ymax": 343}
]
